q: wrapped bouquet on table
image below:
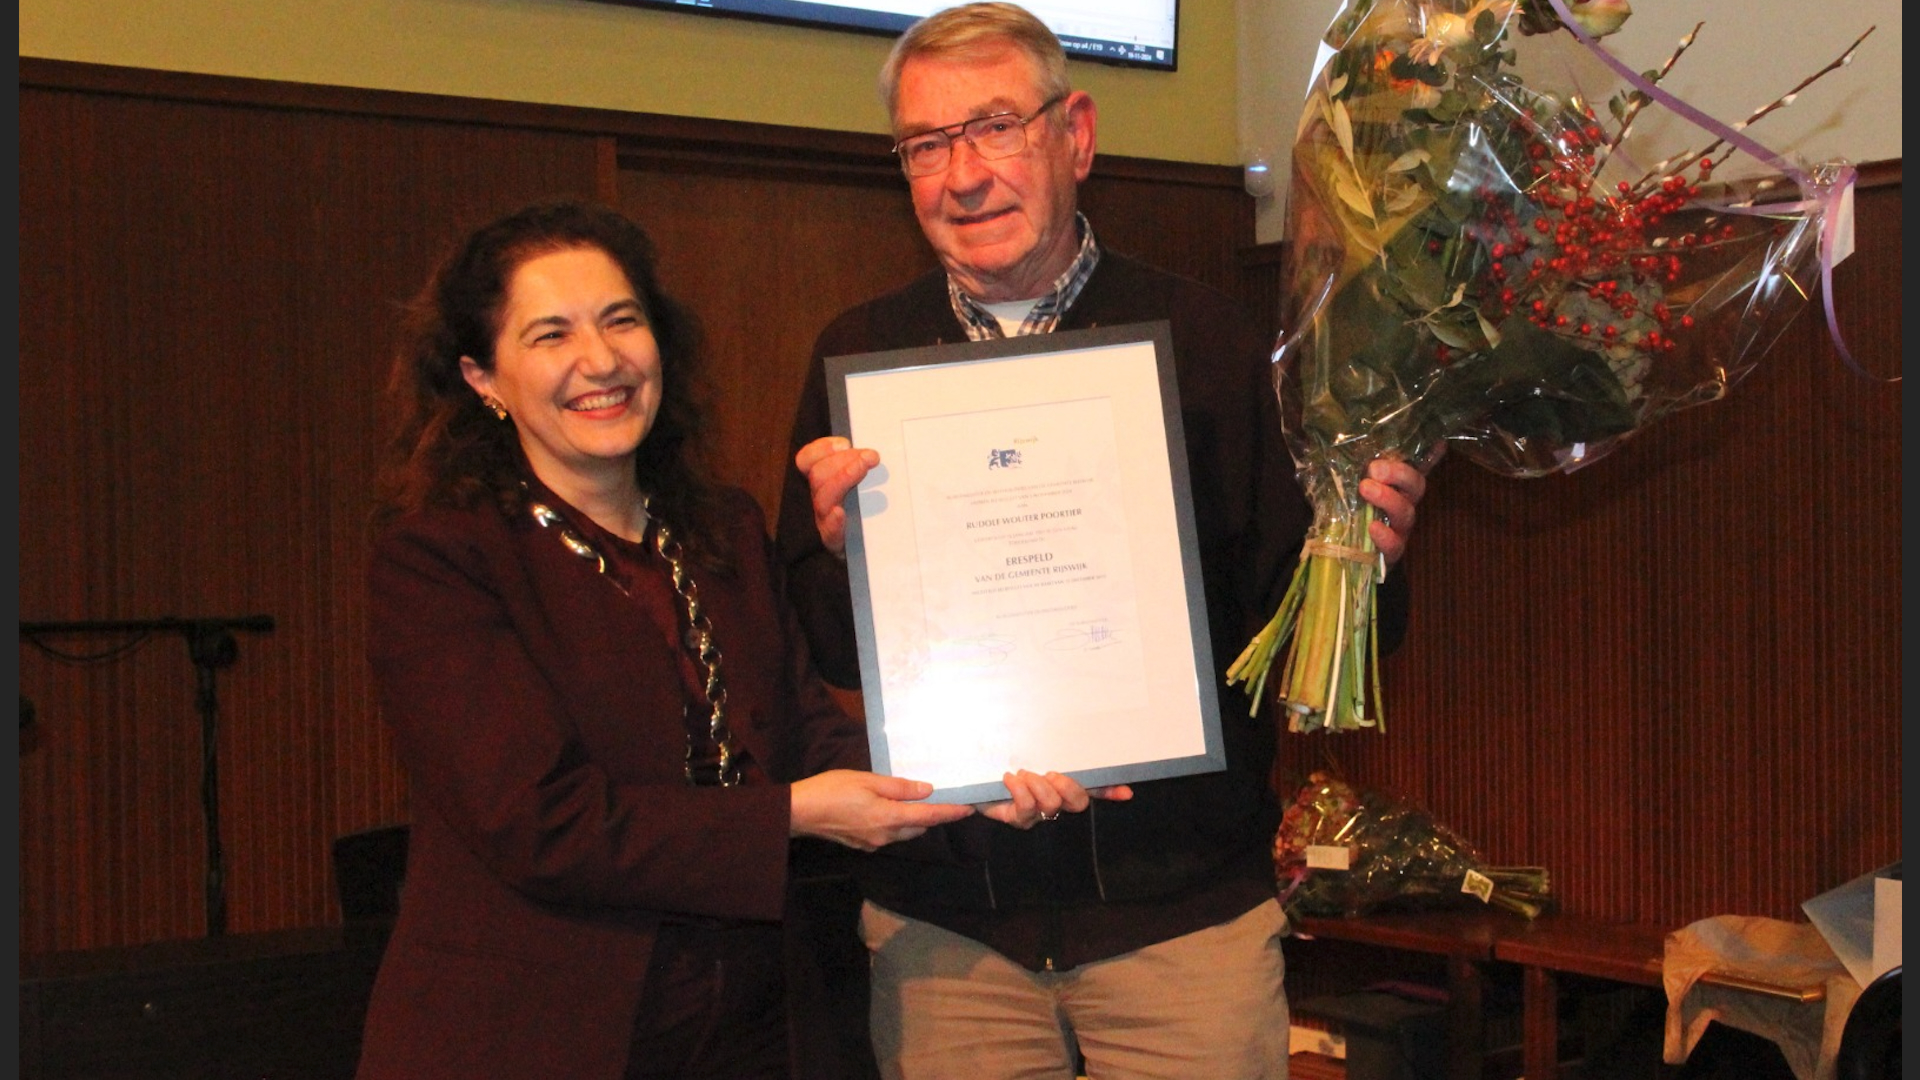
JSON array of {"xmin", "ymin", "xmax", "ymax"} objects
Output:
[
  {"xmin": 1228, "ymin": 0, "xmax": 1873, "ymax": 733},
  {"xmin": 1275, "ymin": 772, "xmax": 1551, "ymax": 920}
]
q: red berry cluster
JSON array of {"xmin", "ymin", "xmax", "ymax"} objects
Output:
[{"xmin": 1466, "ymin": 119, "xmax": 1731, "ymax": 353}]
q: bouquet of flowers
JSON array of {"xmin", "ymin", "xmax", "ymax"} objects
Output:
[
  {"xmin": 1226, "ymin": 0, "xmax": 1869, "ymax": 732},
  {"xmin": 1275, "ymin": 771, "xmax": 1552, "ymax": 919}
]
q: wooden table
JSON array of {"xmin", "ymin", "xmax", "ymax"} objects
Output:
[
  {"xmin": 1293, "ymin": 910, "xmax": 1508, "ymax": 1080},
  {"xmin": 1294, "ymin": 909, "xmax": 1830, "ymax": 1080},
  {"xmin": 1491, "ymin": 915, "xmax": 1667, "ymax": 1080},
  {"xmin": 1494, "ymin": 916, "xmax": 1828, "ymax": 1080}
]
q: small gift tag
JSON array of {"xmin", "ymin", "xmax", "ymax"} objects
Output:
[
  {"xmin": 1461, "ymin": 869, "xmax": 1495, "ymax": 903},
  {"xmin": 1831, "ymin": 181, "xmax": 1856, "ymax": 265},
  {"xmin": 1306, "ymin": 844, "xmax": 1352, "ymax": 871}
]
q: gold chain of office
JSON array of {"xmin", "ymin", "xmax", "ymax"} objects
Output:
[{"xmin": 526, "ymin": 491, "xmax": 741, "ymax": 787}]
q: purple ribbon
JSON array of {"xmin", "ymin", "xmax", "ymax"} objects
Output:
[{"xmin": 1542, "ymin": 0, "xmax": 1878, "ymax": 379}]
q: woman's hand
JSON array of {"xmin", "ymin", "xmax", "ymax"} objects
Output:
[
  {"xmin": 790, "ymin": 770, "xmax": 974, "ymax": 851},
  {"xmin": 976, "ymin": 770, "xmax": 1134, "ymax": 830}
]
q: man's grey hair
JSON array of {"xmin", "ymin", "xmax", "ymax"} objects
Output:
[{"xmin": 879, "ymin": 3, "xmax": 1072, "ymax": 128}]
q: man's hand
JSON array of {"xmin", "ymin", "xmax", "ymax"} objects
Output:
[
  {"xmin": 976, "ymin": 770, "xmax": 1134, "ymax": 830},
  {"xmin": 795, "ymin": 436, "xmax": 880, "ymax": 556},
  {"xmin": 1360, "ymin": 446, "xmax": 1444, "ymax": 567}
]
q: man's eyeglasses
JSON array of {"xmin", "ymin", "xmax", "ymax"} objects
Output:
[{"xmin": 891, "ymin": 95, "xmax": 1067, "ymax": 177}]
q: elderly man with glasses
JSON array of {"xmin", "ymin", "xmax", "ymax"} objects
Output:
[{"xmin": 776, "ymin": 4, "xmax": 1431, "ymax": 1077}]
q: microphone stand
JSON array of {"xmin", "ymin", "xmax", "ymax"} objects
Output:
[{"xmin": 20, "ymin": 615, "xmax": 276, "ymax": 937}]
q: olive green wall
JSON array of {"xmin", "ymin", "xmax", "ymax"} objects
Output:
[{"xmin": 19, "ymin": 0, "xmax": 1245, "ymax": 165}]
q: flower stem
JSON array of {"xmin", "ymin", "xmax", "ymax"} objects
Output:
[{"xmin": 1238, "ymin": 494, "xmax": 1382, "ymax": 733}]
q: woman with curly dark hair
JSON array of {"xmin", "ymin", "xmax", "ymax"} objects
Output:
[{"xmin": 356, "ymin": 201, "xmax": 970, "ymax": 1080}]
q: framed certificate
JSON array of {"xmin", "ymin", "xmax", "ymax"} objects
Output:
[{"xmin": 825, "ymin": 322, "xmax": 1224, "ymax": 803}]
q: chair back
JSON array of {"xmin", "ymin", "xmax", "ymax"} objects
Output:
[
  {"xmin": 1835, "ymin": 965, "xmax": 1901, "ymax": 1080},
  {"xmin": 332, "ymin": 823, "xmax": 410, "ymax": 923}
]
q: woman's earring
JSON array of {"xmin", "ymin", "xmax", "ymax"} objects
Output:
[{"xmin": 481, "ymin": 396, "xmax": 508, "ymax": 420}]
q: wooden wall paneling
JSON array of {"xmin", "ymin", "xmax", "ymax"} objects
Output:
[
  {"xmin": 1273, "ymin": 171, "xmax": 1901, "ymax": 928},
  {"xmin": 20, "ymin": 72, "xmax": 609, "ymax": 953},
  {"xmin": 1238, "ymin": 243, "xmax": 1286, "ymax": 350},
  {"xmin": 1079, "ymin": 157, "xmax": 1254, "ymax": 299},
  {"xmin": 616, "ymin": 151, "xmax": 937, "ymax": 521}
]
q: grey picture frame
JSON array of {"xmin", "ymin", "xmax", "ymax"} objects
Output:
[{"xmin": 824, "ymin": 321, "xmax": 1224, "ymax": 803}]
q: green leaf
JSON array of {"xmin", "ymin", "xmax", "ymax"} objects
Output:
[
  {"xmin": 1331, "ymin": 99, "xmax": 1357, "ymax": 163},
  {"xmin": 1385, "ymin": 185, "xmax": 1425, "ymax": 214},
  {"xmin": 1473, "ymin": 316, "xmax": 1638, "ymax": 444},
  {"xmin": 1333, "ymin": 172, "xmax": 1375, "ymax": 220},
  {"xmin": 1427, "ymin": 93, "xmax": 1467, "ymax": 123},
  {"xmin": 1387, "ymin": 149, "xmax": 1431, "ymax": 173},
  {"xmin": 1389, "ymin": 241, "xmax": 1450, "ymax": 309},
  {"xmin": 1476, "ymin": 312, "xmax": 1504, "ymax": 349},
  {"xmin": 1426, "ymin": 317, "xmax": 1477, "ymax": 349}
]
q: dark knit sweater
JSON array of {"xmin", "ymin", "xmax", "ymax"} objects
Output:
[{"xmin": 775, "ymin": 252, "xmax": 1409, "ymax": 971}]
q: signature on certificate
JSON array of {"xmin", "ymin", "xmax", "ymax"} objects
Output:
[
  {"xmin": 931, "ymin": 634, "xmax": 1017, "ymax": 667},
  {"xmin": 1044, "ymin": 618, "xmax": 1125, "ymax": 652}
]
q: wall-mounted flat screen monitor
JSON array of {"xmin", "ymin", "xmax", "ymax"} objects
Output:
[{"xmin": 595, "ymin": 0, "xmax": 1180, "ymax": 71}]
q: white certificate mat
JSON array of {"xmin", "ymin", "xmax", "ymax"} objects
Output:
[{"xmin": 826, "ymin": 322, "xmax": 1223, "ymax": 803}]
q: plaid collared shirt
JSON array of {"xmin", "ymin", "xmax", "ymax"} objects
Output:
[{"xmin": 947, "ymin": 213, "xmax": 1101, "ymax": 341}]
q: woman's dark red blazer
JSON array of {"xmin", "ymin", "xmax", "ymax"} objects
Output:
[{"xmin": 353, "ymin": 483, "xmax": 867, "ymax": 1080}]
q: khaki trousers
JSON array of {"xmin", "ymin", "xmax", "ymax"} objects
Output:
[{"xmin": 861, "ymin": 898, "xmax": 1291, "ymax": 1080}]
